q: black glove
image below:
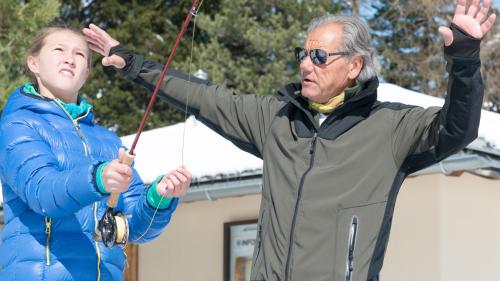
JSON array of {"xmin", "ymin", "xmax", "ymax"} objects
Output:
[
  {"xmin": 445, "ymin": 23, "xmax": 481, "ymax": 60},
  {"xmin": 109, "ymin": 44, "xmax": 135, "ymax": 72}
]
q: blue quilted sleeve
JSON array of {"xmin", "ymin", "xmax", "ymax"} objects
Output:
[{"xmin": 0, "ymin": 119, "xmax": 104, "ymax": 217}]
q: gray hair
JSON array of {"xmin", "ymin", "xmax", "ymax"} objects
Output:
[{"xmin": 307, "ymin": 15, "xmax": 379, "ymax": 83}]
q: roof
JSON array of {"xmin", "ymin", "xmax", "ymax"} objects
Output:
[
  {"xmin": 122, "ymin": 83, "xmax": 500, "ymax": 185},
  {"xmin": 121, "ymin": 115, "xmax": 263, "ymax": 184},
  {"xmin": 1, "ymin": 83, "xmax": 500, "ymax": 206}
]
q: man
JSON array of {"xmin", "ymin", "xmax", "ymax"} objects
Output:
[{"xmin": 84, "ymin": 0, "xmax": 495, "ymax": 280}]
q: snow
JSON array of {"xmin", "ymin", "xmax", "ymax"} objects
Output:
[
  {"xmin": 120, "ymin": 116, "xmax": 263, "ymax": 183},
  {"xmin": 1, "ymin": 83, "xmax": 499, "ymax": 205},
  {"xmin": 377, "ymin": 83, "xmax": 500, "ymax": 151},
  {"xmin": 121, "ymin": 83, "xmax": 500, "ymax": 184}
]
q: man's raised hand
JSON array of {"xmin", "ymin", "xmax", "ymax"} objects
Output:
[
  {"xmin": 83, "ymin": 24, "xmax": 126, "ymax": 69},
  {"xmin": 438, "ymin": 0, "xmax": 496, "ymax": 46}
]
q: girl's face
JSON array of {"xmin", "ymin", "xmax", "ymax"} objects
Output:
[{"xmin": 27, "ymin": 30, "xmax": 90, "ymax": 103}]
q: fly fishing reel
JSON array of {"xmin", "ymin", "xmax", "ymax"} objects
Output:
[{"xmin": 94, "ymin": 207, "xmax": 129, "ymax": 248}]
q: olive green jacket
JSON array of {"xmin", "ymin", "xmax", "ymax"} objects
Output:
[{"xmin": 118, "ymin": 25, "xmax": 483, "ymax": 281}]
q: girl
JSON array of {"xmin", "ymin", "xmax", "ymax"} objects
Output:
[{"xmin": 0, "ymin": 24, "xmax": 191, "ymax": 281}]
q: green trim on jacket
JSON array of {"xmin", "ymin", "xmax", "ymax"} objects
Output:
[{"xmin": 147, "ymin": 175, "xmax": 173, "ymax": 209}]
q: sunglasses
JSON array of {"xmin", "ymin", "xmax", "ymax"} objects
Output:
[{"xmin": 294, "ymin": 47, "xmax": 349, "ymax": 66}]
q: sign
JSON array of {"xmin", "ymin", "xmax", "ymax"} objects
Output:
[{"xmin": 224, "ymin": 220, "xmax": 258, "ymax": 281}]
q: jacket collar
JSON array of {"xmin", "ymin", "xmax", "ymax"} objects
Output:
[
  {"xmin": 277, "ymin": 77, "xmax": 379, "ymax": 129},
  {"xmin": 2, "ymin": 85, "xmax": 94, "ymax": 125}
]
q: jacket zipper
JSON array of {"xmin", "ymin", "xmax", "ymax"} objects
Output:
[
  {"xmin": 75, "ymin": 123, "xmax": 89, "ymax": 156},
  {"xmin": 44, "ymin": 101, "xmax": 91, "ymax": 268},
  {"xmin": 94, "ymin": 202, "xmax": 102, "ymax": 281},
  {"xmin": 345, "ymin": 216, "xmax": 359, "ymax": 281},
  {"xmin": 53, "ymin": 100, "xmax": 100, "ymax": 279},
  {"xmin": 54, "ymin": 100, "xmax": 90, "ymax": 156},
  {"xmin": 284, "ymin": 133, "xmax": 318, "ymax": 281},
  {"xmin": 45, "ymin": 217, "xmax": 52, "ymax": 265}
]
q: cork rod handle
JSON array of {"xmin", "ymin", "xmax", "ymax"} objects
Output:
[{"xmin": 107, "ymin": 151, "xmax": 135, "ymax": 208}]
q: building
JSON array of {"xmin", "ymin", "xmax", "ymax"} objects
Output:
[{"xmin": 1, "ymin": 83, "xmax": 499, "ymax": 281}]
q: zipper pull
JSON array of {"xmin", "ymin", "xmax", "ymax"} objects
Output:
[
  {"xmin": 45, "ymin": 217, "xmax": 51, "ymax": 233},
  {"xmin": 45, "ymin": 217, "xmax": 52, "ymax": 266},
  {"xmin": 346, "ymin": 216, "xmax": 358, "ymax": 281}
]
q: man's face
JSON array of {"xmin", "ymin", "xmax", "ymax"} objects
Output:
[{"xmin": 299, "ymin": 23, "xmax": 358, "ymax": 103}]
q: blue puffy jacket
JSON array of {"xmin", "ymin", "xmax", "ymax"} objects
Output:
[{"xmin": 0, "ymin": 85, "xmax": 178, "ymax": 281}]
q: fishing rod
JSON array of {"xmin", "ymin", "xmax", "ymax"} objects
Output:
[{"xmin": 94, "ymin": 0, "xmax": 201, "ymax": 248}]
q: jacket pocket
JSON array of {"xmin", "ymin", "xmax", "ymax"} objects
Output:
[
  {"xmin": 345, "ymin": 216, "xmax": 358, "ymax": 281},
  {"xmin": 334, "ymin": 201, "xmax": 387, "ymax": 281},
  {"xmin": 253, "ymin": 207, "xmax": 268, "ymax": 267},
  {"xmin": 250, "ymin": 206, "xmax": 270, "ymax": 281}
]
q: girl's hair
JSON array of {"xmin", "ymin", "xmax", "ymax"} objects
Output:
[{"xmin": 25, "ymin": 23, "xmax": 91, "ymax": 88}]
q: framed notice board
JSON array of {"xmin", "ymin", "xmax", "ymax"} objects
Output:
[{"xmin": 223, "ymin": 220, "xmax": 258, "ymax": 281}]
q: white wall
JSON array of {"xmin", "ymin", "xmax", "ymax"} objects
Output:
[
  {"xmin": 138, "ymin": 173, "xmax": 500, "ymax": 281},
  {"xmin": 139, "ymin": 194, "xmax": 261, "ymax": 281},
  {"xmin": 382, "ymin": 173, "xmax": 500, "ymax": 281}
]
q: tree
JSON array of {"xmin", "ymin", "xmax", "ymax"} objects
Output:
[
  {"xmin": 481, "ymin": 28, "xmax": 500, "ymax": 112},
  {"xmin": 0, "ymin": 0, "xmax": 61, "ymax": 109},
  {"xmin": 188, "ymin": 0, "xmax": 343, "ymax": 96},
  {"xmin": 58, "ymin": 0, "xmax": 342, "ymax": 135},
  {"xmin": 369, "ymin": 0, "xmax": 500, "ymax": 112},
  {"xmin": 59, "ymin": 0, "xmax": 199, "ymax": 134}
]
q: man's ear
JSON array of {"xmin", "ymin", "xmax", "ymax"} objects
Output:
[
  {"xmin": 26, "ymin": 56, "xmax": 40, "ymax": 75},
  {"xmin": 347, "ymin": 56, "xmax": 363, "ymax": 80}
]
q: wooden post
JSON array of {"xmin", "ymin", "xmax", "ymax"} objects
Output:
[{"xmin": 124, "ymin": 244, "xmax": 139, "ymax": 281}]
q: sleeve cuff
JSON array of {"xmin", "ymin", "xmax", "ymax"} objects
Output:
[
  {"xmin": 109, "ymin": 44, "xmax": 144, "ymax": 81},
  {"xmin": 147, "ymin": 175, "xmax": 174, "ymax": 209},
  {"xmin": 444, "ymin": 23, "xmax": 481, "ymax": 60},
  {"xmin": 95, "ymin": 162, "xmax": 110, "ymax": 194}
]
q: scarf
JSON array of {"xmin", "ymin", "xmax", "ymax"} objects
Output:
[{"xmin": 308, "ymin": 83, "xmax": 363, "ymax": 114}]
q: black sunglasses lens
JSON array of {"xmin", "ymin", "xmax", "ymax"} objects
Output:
[
  {"xmin": 295, "ymin": 48, "xmax": 307, "ymax": 62},
  {"xmin": 311, "ymin": 49, "xmax": 327, "ymax": 65}
]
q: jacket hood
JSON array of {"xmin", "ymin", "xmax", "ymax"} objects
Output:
[{"xmin": 2, "ymin": 85, "xmax": 94, "ymax": 124}]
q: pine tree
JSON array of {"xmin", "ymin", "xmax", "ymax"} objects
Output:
[
  {"xmin": 369, "ymin": 0, "xmax": 500, "ymax": 112},
  {"xmin": 59, "ymin": 0, "xmax": 343, "ymax": 135},
  {"xmin": 0, "ymin": 0, "xmax": 61, "ymax": 109},
  {"xmin": 185, "ymin": 0, "xmax": 343, "ymax": 97},
  {"xmin": 59, "ymin": 0, "xmax": 198, "ymax": 134},
  {"xmin": 481, "ymin": 24, "xmax": 500, "ymax": 112},
  {"xmin": 369, "ymin": 0, "xmax": 451, "ymax": 95}
]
